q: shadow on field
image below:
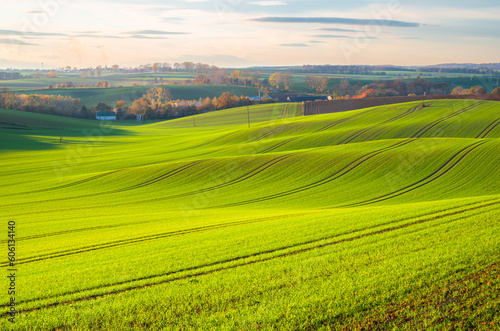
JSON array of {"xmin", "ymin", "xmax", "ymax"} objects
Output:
[{"xmin": 0, "ymin": 122, "xmax": 134, "ymax": 152}]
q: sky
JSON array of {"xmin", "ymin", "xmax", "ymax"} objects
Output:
[{"xmin": 0, "ymin": 0, "xmax": 499, "ymax": 69}]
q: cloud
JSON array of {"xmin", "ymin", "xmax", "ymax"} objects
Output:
[
  {"xmin": 123, "ymin": 30, "xmax": 188, "ymax": 35},
  {"xmin": 250, "ymin": 1, "xmax": 286, "ymax": 6},
  {"xmin": 317, "ymin": 28, "xmax": 360, "ymax": 32},
  {"xmin": 73, "ymin": 34, "xmax": 121, "ymax": 39},
  {"xmin": 314, "ymin": 34, "xmax": 377, "ymax": 39},
  {"xmin": 0, "ymin": 39, "xmax": 39, "ymax": 46},
  {"xmin": 280, "ymin": 43, "xmax": 309, "ymax": 47},
  {"xmin": 160, "ymin": 17, "xmax": 186, "ymax": 23},
  {"xmin": 23, "ymin": 10, "xmax": 46, "ymax": 14},
  {"xmin": 251, "ymin": 17, "xmax": 420, "ymax": 27},
  {"xmin": 128, "ymin": 35, "xmax": 169, "ymax": 39},
  {"xmin": 0, "ymin": 29, "xmax": 65, "ymax": 37},
  {"xmin": 309, "ymin": 40, "xmax": 326, "ymax": 44},
  {"xmin": 75, "ymin": 31, "xmax": 101, "ymax": 34}
]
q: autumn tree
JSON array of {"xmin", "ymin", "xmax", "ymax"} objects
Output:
[
  {"xmin": 306, "ymin": 75, "xmax": 330, "ymax": 93},
  {"xmin": 492, "ymin": 87, "xmax": 500, "ymax": 94},
  {"xmin": 115, "ymin": 100, "xmax": 129, "ymax": 119},
  {"xmin": 451, "ymin": 86, "xmax": 466, "ymax": 95},
  {"xmin": 96, "ymin": 102, "xmax": 113, "ymax": 112},
  {"xmin": 250, "ymin": 71, "xmax": 261, "ymax": 86},
  {"xmin": 408, "ymin": 78, "xmax": 432, "ymax": 95},
  {"xmin": 269, "ymin": 72, "xmax": 283, "ymax": 89},
  {"xmin": 46, "ymin": 71, "xmax": 58, "ymax": 78},
  {"xmin": 197, "ymin": 97, "xmax": 215, "ymax": 112},
  {"xmin": 195, "ymin": 63, "xmax": 210, "ymax": 74},
  {"xmin": 337, "ymin": 79, "xmax": 351, "ymax": 95},
  {"xmin": 0, "ymin": 93, "xmax": 82, "ymax": 117},
  {"xmin": 230, "ymin": 70, "xmax": 241, "ymax": 85},
  {"xmin": 282, "ymin": 72, "xmax": 293, "ymax": 90},
  {"xmin": 468, "ymin": 86, "xmax": 487, "ymax": 95},
  {"xmin": 194, "ymin": 74, "xmax": 210, "ymax": 85},
  {"xmin": 240, "ymin": 70, "xmax": 252, "ymax": 86},
  {"xmin": 183, "ymin": 62, "xmax": 195, "ymax": 73},
  {"xmin": 145, "ymin": 87, "xmax": 172, "ymax": 105},
  {"xmin": 431, "ymin": 82, "xmax": 453, "ymax": 95},
  {"xmin": 216, "ymin": 92, "xmax": 237, "ymax": 109},
  {"xmin": 95, "ymin": 81, "xmax": 111, "ymax": 88},
  {"xmin": 130, "ymin": 98, "xmax": 150, "ymax": 116},
  {"xmin": 391, "ymin": 78, "xmax": 407, "ymax": 95},
  {"xmin": 209, "ymin": 69, "xmax": 228, "ymax": 85}
]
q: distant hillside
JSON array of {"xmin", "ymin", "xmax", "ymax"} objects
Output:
[
  {"xmin": 16, "ymin": 85, "xmax": 259, "ymax": 107},
  {"xmin": 425, "ymin": 63, "xmax": 500, "ymax": 70}
]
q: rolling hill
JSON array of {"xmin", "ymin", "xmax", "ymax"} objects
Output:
[
  {"xmin": 0, "ymin": 99, "xmax": 499, "ymax": 330},
  {"xmin": 14, "ymin": 85, "xmax": 259, "ymax": 107}
]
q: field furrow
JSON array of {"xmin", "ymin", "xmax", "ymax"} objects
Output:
[{"xmin": 7, "ymin": 199, "xmax": 499, "ymax": 316}]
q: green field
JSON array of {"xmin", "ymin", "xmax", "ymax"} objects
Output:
[
  {"xmin": 11, "ymin": 85, "xmax": 259, "ymax": 107},
  {"xmin": 0, "ymin": 72, "xmax": 197, "ymax": 90},
  {"xmin": 0, "ymin": 99, "xmax": 499, "ymax": 330},
  {"xmin": 1, "ymin": 71, "xmax": 497, "ymax": 106}
]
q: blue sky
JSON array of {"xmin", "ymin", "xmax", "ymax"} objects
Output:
[{"xmin": 0, "ymin": 0, "xmax": 498, "ymax": 68}]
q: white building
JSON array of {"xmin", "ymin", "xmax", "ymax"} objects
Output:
[{"xmin": 96, "ymin": 112, "xmax": 116, "ymax": 120}]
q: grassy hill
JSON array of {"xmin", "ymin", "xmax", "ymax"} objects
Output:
[
  {"xmin": 0, "ymin": 99, "xmax": 499, "ymax": 330},
  {"xmin": 10, "ymin": 85, "xmax": 259, "ymax": 107},
  {"xmin": 0, "ymin": 72, "xmax": 197, "ymax": 90}
]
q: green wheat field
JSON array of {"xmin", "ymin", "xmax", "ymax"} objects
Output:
[{"xmin": 0, "ymin": 99, "xmax": 499, "ymax": 330}]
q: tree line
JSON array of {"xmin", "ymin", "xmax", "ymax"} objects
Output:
[
  {"xmin": 119, "ymin": 88, "xmax": 275, "ymax": 120},
  {"xmin": 0, "ymin": 72, "xmax": 22, "ymax": 80},
  {"xmin": 310, "ymin": 77, "xmax": 499, "ymax": 99},
  {"xmin": 0, "ymin": 87, "xmax": 276, "ymax": 121},
  {"xmin": 292, "ymin": 65, "xmax": 499, "ymax": 76},
  {"xmin": 0, "ymin": 88, "xmax": 83, "ymax": 117}
]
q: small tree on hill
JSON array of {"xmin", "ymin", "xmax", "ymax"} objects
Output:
[
  {"xmin": 96, "ymin": 102, "xmax": 113, "ymax": 112},
  {"xmin": 451, "ymin": 86, "xmax": 465, "ymax": 95},
  {"xmin": 46, "ymin": 71, "xmax": 58, "ymax": 78},
  {"xmin": 468, "ymin": 86, "xmax": 487, "ymax": 95}
]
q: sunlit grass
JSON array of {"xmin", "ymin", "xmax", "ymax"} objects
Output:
[{"xmin": 0, "ymin": 99, "xmax": 499, "ymax": 330}]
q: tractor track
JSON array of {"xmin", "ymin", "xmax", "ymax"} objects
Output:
[
  {"xmin": 7, "ymin": 198, "xmax": 500, "ymax": 315},
  {"xmin": 476, "ymin": 116, "xmax": 500, "ymax": 138},
  {"xmin": 343, "ymin": 140, "xmax": 488, "ymax": 207},
  {"xmin": 411, "ymin": 101, "xmax": 484, "ymax": 138},
  {"xmin": 212, "ymin": 139, "xmax": 416, "ymax": 208},
  {"xmin": 338, "ymin": 106, "xmax": 419, "ymax": 145},
  {"xmin": 0, "ymin": 161, "xmax": 204, "ymax": 207},
  {"xmin": 0, "ymin": 212, "xmax": 310, "ymax": 267}
]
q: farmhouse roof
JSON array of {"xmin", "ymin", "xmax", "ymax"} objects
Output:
[{"xmin": 96, "ymin": 112, "xmax": 116, "ymax": 117}]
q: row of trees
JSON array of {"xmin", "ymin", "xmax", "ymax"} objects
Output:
[
  {"xmin": 294, "ymin": 65, "xmax": 499, "ymax": 76},
  {"xmin": 115, "ymin": 88, "xmax": 275, "ymax": 120},
  {"xmin": 296, "ymin": 65, "xmax": 392, "ymax": 76},
  {"xmin": 305, "ymin": 75, "xmax": 329, "ymax": 93},
  {"xmin": 80, "ymin": 68, "xmax": 103, "ymax": 78},
  {"xmin": 0, "ymin": 89, "xmax": 83, "ymax": 117},
  {"xmin": 181, "ymin": 69, "xmax": 267, "ymax": 87},
  {"xmin": 50, "ymin": 82, "xmax": 88, "ymax": 89},
  {"xmin": 0, "ymin": 72, "xmax": 22, "ymax": 80},
  {"xmin": 44, "ymin": 81, "xmax": 112, "ymax": 89},
  {"xmin": 317, "ymin": 78, "xmax": 498, "ymax": 99},
  {"xmin": 107, "ymin": 62, "xmax": 219, "ymax": 75},
  {"xmin": 451, "ymin": 86, "xmax": 488, "ymax": 95}
]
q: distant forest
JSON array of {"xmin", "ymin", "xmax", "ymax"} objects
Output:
[{"xmin": 292, "ymin": 65, "xmax": 500, "ymax": 76}]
